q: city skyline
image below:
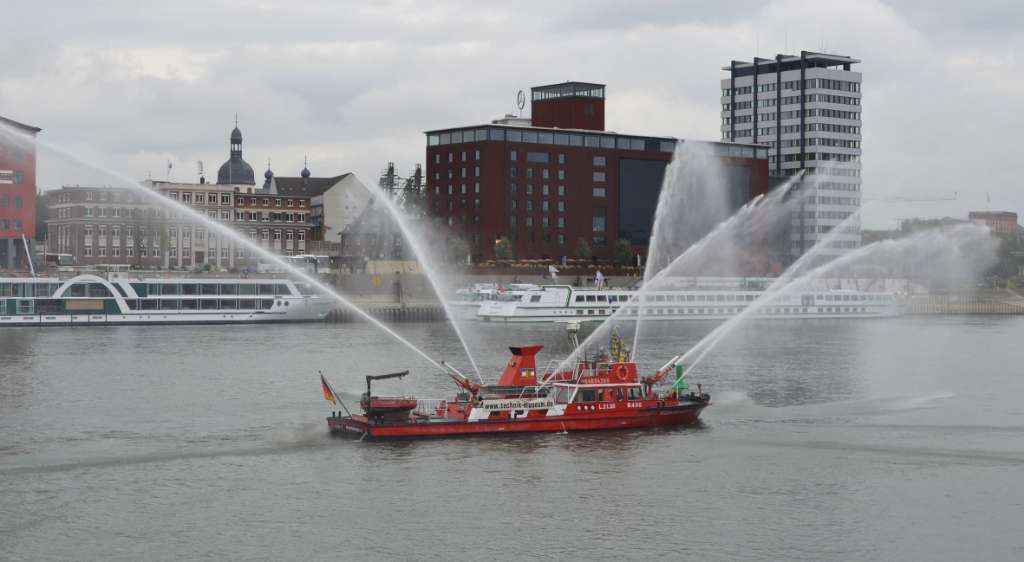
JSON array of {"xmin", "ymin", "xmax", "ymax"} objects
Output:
[{"xmin": 2, "ymin": 0, "xmax": 1022, "ymax": 229}]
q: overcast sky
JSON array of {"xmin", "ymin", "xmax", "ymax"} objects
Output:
[{"xmin": 2, "ymin": 0, "xmax": 1021, "ymax": 228}]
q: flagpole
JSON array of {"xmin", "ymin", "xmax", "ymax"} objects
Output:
[{"xmin": 320, "ymin": 370, "xmax": 352, "ymax": 417}]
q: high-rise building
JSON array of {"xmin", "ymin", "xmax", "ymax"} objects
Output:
[
  {"xmin": 721, "ymin": 51, "xmax": 862, "ymax": 260},
  {"xmin": 425, "ymin": 81, "xmax": 770, "ymax": 262},
  {"xmin": 0, "ymin": 115, "xmax": 41, "ymax": 270}
]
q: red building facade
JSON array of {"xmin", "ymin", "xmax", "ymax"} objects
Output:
[
  {"xmin": 424, "ymin": 82, "xmax": 769, "ymax": 261},
  {"xmin": 0, "ymin": 116, "xmax": 41, "ymax": 270}
]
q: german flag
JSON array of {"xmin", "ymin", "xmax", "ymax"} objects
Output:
[{"xmin": 320, "ymin": 374, "xmax": 337, "ymax": 404}]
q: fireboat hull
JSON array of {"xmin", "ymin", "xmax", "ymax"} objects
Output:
[{"xmin": 327, "ymin": 402, "xmax": 708, "ymax": 439}]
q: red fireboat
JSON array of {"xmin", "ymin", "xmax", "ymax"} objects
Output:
[{"xmin": 322, "ymin": 332, "xmax": 709, "ymax": 440}]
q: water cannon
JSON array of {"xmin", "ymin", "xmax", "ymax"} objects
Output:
[
  {"xmin": 644, "ymin": 355, "xmax": 683, "ymax": 386},
  {"xmin": 441, "ymin": 360, "xmax": 479, "ymax": 396},
  {"xmin": 658, "ymin": 355, "xmax": 682, "ymax": 374}
]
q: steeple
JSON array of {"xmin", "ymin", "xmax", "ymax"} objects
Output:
[
  {"xmin": 301, "ymin": 155, "xmax": 311, "ymax": 183},
  {"xmin": 217, "ymin": 116, "xmax": 256, "ymax": 185},
  {"xmin": 264, "ymin": 157, "xmax": 274, "ymax": 189}
]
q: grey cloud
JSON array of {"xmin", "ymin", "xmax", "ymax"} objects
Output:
[{"xmin": 1, "ymin": 0, "xmax": 1021, "ymax": 230}]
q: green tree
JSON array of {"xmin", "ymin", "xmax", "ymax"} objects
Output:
[
  {"xmin": 575, "ymin": 237, "xmax": 592, "ymax": 259},
  {"xmin": 494, "ymin": 236, "xmax": 515, "ymax": 260},
  {"xmin": 614, "ymin": 238, "xmax": 633, "ymax": 265}
]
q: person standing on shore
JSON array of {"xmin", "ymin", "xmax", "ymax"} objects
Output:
[
  {"xmin": 548, "ymin": 264, "xmax": 559, "ymax": 282},
  {"xmin": 595, "ymin": 270, "xmax": 605, "ymax": 290}
]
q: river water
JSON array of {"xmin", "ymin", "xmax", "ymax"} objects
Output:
[{"xmin": 2, "ymin": 316, "xmax": 1023, "ymax": 561}]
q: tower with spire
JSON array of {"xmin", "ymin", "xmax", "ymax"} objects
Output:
[{"xmin": 217, "ymin": 115, "xmax": 256, "ymax": 185}]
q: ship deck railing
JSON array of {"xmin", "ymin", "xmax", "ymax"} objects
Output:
[{"xmin": 412, "ymin": 399, "xmax": 448, "ymax": 417}]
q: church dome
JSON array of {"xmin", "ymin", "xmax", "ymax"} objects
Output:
[{"xmin": 217, "ymin": 122, "xmax": 255, "ymax": 185}]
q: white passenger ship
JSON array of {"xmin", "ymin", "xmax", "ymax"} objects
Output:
[
  {"xmin": 476, "ymin": 284, "xmax": 906, "ymax": 323},
  {"xmin": 0, "ymin": 274, "xmax": 331, "ymax": 326}
]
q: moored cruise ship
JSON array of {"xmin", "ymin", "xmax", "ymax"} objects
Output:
[
  {"xmin": 0, "ymin": 274, "xmax": 331, "ymax": 326},
  {"xmin": 476, "ymin": 284, "xmax": 905, "ymax": 323}
]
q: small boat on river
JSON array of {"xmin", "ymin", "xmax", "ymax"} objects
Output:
[{"xmin": 322, "ymin": 332, "xmax": 709, "ymax": 440}]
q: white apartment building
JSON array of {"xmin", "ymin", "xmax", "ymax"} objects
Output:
[{"xmin": 721, "ymin": 51, "xmax": 862, "ymax": 260}]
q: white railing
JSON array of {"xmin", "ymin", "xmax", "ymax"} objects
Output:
[{"xmin": 413, "ymin": 399, "xmax": 446, "ymax": 417}]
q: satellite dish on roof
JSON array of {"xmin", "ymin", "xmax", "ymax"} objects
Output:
[{"xmin": 516, "ymin": 90, "xmax": 526, "ymax": 115}]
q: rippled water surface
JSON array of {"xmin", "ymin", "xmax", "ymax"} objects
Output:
[{"xmin": 2, "ymin": 317, "xmax": 1023, "ymax": 561}]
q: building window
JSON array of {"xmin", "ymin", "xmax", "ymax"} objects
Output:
[
  {"xmin": 475, "ymin": 150, "xmax": 481, "ymax": 160},
  {"xmin": 593, "ymin": 171, "xmax": 606, "ymax": 182},
  {"xmin": 593, "ymin": 187, "xmax": 606, "ymax": 197},
  {"xmin": 461, "ymin": 151, "xmax": 467, "ymax": 161},
  {"xmin": 558, "ymin": 201, "xmax": 565, "ymax": 212},
  {"xmin": 298, "ymin": 231, "xmax": 305, "ymax": 241},
  {"xmin": 558, "ymin": 153, "xmax": 565, "ymax": 164},
  {"xmin": 558, "ymin": 185, "xmax": 565, "ymax": 196},
  {"xmin": 475, "ymin": 183, "xmax": 480, "ymax": 194},
  {"xmin": 84, "ymin": 247, "xmax": 92, "ymax": 257},
  {"xmin": 510, "ymin": 150, "xmax": 517, "ymax": 161},
  {"xmin": 474, "ymin": 166, "xmax": 480, "ymax": 177},
  {"xmin": 558, "ymin": 170, "xmax": 565, "ymax": 180}
]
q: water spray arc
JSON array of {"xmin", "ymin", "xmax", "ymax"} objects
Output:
[
  {"xmin": 679, "ymin": 222, "xmax": 998, "ymax": 377},
  {"xmin": 0, "ymin": 124, "xmax": 446, "ymax": 373},
  {"xmin": 360, "ymin": 184, "xmax": 483, "ymax": 383},
  {"xmin": 553, "ymin": 171, "xmax": 809, "ymax": 375}
]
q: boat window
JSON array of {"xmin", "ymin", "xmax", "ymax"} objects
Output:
[
  {"xmin": 86, "ymin": 283, "xmax": 112, "ymax": 298},
  {"xmin": 616, "ymin": 388, "xmax": 625, "ymax": 401},
  {"xmin": 275, "ymin": 283, "xmax": 290, "ymax": 295},
  {"xmin": 141, "ymin": 300, "xmax": 159, "ymax": 310},
  {"xmin": 201, "ymin": 284, "xmax": 219, "ymax": 295},
  {"xmin": 220, "ymin": 299, "xmax": 237, "ymax": 310},
  {"xmin": 553, "ymin": 387, "xmax": 570, "ymax": 404},
  {"xmin": 259, "ymin": 299, "xmax": 274, "ymax": 310},
  {"xmin": 0, "ymin": 283, "xmax": 11, "ymax": 297},
  {"xmin": 238, "ymin": 284, "xmax": 257, "ymax": 296},
  {"xmin": 201, "ymin": 300, "xmax": 218, "ymax": 310},
  {"xmin": 37, "ymin": 299, "xmax": 62, "ymax": 314},
  {"xmin": 124, "ymin": 299, "xmax": 139, "ymax": 310},
  {"xmin": 530, "ymin": 295, "xmax": 542, "ymax": 303},
  {"xmin": 575, "ymin": 389, "xmax": 597, "ymax": 403},
  {"xmin": 627, "ymin": 387, "xmax": 644, "ymax": 400},
  {"xmin": 575, "ymin": 295, "xmax": 584, "ymax": 302},
  {"xmin": 159, "ymin": 299, "xmax": 179, "ymax": 310},
  {"xmin": 180, "ymin": 299, "xmax": 198, "ymax": 310},
  {"xmin": 16, "ymin": 300, "xmax": 34, "ymax": 314},
  {"xmin": 597, "ymin": 295, "xmax": 607, "ymax": 302},
  {"xmin": 180, "ymin": 284, "xmax": 198, "ymax": 295},
  {"xmin": 34, "ymin": 283, "xmax": 55, "ymax": 297},
  {"xmin": 655, "ymin": 295, "xmax": 665, "ymax": 302},
  {"xmin": 586, "ymin": 295, "xmax": 596, "ymax": 302},
  {"xmin": 259, "ymin": 284, "xmax": 275, "ymax": 295},
  {"xmin": 146, "ymin": 283, "xmax": 162, "ymax": 296},
  {"xmin": 219, "ymin": 284, "xmax": 237, "ymax": 295}
]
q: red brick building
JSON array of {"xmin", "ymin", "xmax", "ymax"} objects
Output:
[
  {"xmin": 0, "ymin": 115, "xmax": 41, "ymax": 270},
  {"xmin": 425, "ymin": 82, "xmax": 769, "ymax": 261}
]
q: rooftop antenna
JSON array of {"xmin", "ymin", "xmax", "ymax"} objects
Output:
[
  {"xmin": 166, "ymin": 160, "xmax": 173, "ymax": 181},
  {"xmin": 234, "ymin": 113, "xmax": 238, "ymax": 127}
]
